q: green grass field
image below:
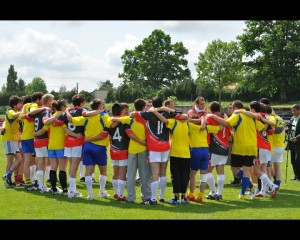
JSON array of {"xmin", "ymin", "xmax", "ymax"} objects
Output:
[{"xmin": 0, "ymin": 141, "xmax": 300, "ymax": 219}]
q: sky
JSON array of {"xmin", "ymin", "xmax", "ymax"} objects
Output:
[{"xmin": 0, "ymin": 21, "xmax": 246, "ymax": 93}]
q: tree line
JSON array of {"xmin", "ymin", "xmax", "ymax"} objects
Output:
[{"xmin": 1, "ymin": 20, "xmax": 300, "ymax": 105}]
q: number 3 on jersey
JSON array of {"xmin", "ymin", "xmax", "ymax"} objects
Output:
[{"xmin": 113, "ymin": 127, "xmax": 122, "ymax": 142}]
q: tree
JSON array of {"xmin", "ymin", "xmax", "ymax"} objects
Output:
[
  {"xmin": 238, "ymin": 20, "xmax": 300, "ymax": 101},
  {"xmin": 97, "ymin": 80, "xmax": 113, "ymax": 90},
  {"xmin": 195, "ymin": 39, "xmax": 243, "ymax": 103},
  {"xmin": 105, "ymin": 88, "xmax": 116, "ymax": 103},
  {"xmin": 6, "ymin": 64, "xmax": 18, "ymax": 95},
  {"xmin": 17, "ymin": 78, "xmax": 26, "ymax": 96},
  {"xmin": 119, "ymin": 29, "xmax": 191, "ymax": 91},
  {"xmin": 25, "ymin": 77, "xmax": 48, "ymax": 94}
]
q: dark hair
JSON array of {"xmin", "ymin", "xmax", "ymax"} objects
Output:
[
  {"xmin": 31, "ymin": 92, "xmax": 43, "ymax": 102},
  {"xmin": 112, "ymin": 103, "xmax": 122, "ymax": 116},
  {"xmin": 22, "ymin": 95, "xmax": 32, "ymax": 104},
  {"xmin": 209, "ymin": 101, "xmax": 221, "ymax": 113},
  {"xmin": 134, "ymin": 98, "xmax": 146, "ymax": 111},
  {"xmin": 152, "ymin": 96, "xmax": 163, "ymax": 108},
  {"xmin": 291, "ymin": 104, "xmax": 300, "ymax": 110},
  {"xmin": 164, "ymin": 99, "xmax": 174, "ymax": 107},
  {"xmin": 52, "ymin": 99, "xmax": 67, "ymax": 111},
  {"xmin": 9, "ymin": 95, "xmax": 22, "ymax": 108},
  {"xmin": 90, "ymin": 98, "xmax": 104, "ymax": 110},
  {"xmin": 249, "ymin": 101, "xmax": 261, "ymax": 113},
  {"xmin": 195, "ymin": 96, "xmax": 205, "ymax": 104},
  {"xmin": 259, "ymin": 98, "xmax": 271, "ymax": 105},
  {"xmin": 232, "ymin": 100, "xmax": 243, "ymax": 109},
  {"xmin": 72, "ymin": 94, "xmax": 85, "ymax": 107}
]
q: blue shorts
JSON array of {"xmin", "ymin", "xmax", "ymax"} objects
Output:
[
  {"xmin": 21, "ymin": 139, "xmax": 35, "ymax": 154},
  {"xmin": 48, "ymin": 149, "xmax": 65, "ymax": 159},
  {"xmin": 190, "ymin": 147, "xmax": 209, "ymax": 171},
  {"xmin": 82, "ymin": 142, "xmax": 107, "ymax": 166}
]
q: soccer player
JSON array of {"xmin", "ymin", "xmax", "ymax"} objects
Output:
[
  {"xmin": 205, "ymin": 101, "xmax": 231, "ymax": 200},
  {"xmin": 2, "ymin": 96, "xmax": 23, "ymax": 188},
  {"xmin": 187, "ymin": 96, "xmax": 209, "ymax": 119}
]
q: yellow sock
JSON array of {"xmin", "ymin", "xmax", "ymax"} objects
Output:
[
  {"xmin": 198, "ymin": 192, "xmax": 204, "ymax": 199},
  {"xmin": 188, "ymin": 191, "xmax": 194, "ymax": 197}
]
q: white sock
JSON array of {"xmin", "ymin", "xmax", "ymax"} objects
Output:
[
  {"xmin": 159, "ymin": 177, "xmax": 167, "ymax": 199},
  {"xmin": 112, "ymin": 179, "xmax": 119, "ymax": 195},
  {"xmin": 99, "ymin": 175, "xmax": 107, "ymax": 194},
  {"xmin": 69, "ymin": 177, "xmax": 76, "ymax": 192},
  {"xmin": 85, "ymin": 176, "xmax": 93, "ymax": 196},
  {"xmin": 260, "ymin": 173, "xmax": 274, "ymax": 189},
  {"xmin": 30, "ymin": 165, "xmax": 36, "ymax": 183},
  {"xmin": 136, "ymin": 170, "xmax": 139, "ymax": 179},
  {"xmin": 118, "ymin": 179, "xmax": 126, "ymax": 197},
  {"xmin": 37, "ymin": 170, "xmax": 44, "ymax": 189},
  {"xmin": 45, "ymin": 166, "xmax": 50, "ymax": 180},
  {"xmin": 92, "ymin": 173, "xmax": 95, "ymax": 179},
  {"xmin": 206, "ymin": 173, "xmax": 216, "ymax": 195},
  {"xmin": 217, "ymin": 174, "xmax": 225, "ymax": 195},
  {"xmin": 151, "ymin": 181, "xmax": 159, "ymax": 201},
  {"xmin": 79, "ymin": 161, "xmax": 84, "ymax": 178}
]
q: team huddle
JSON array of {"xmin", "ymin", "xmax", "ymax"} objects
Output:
[{"xmin": 1, "ymin": 93, "xmax": 284, "ymax": 204}]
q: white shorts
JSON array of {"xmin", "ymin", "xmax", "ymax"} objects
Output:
[
  {"xmin": 111, "ymin": 159, "xmax": 128, "ymax": 167},
  {"xmin": 18, "ymin": 141, "xmax": 22, "ymax": 150},
  {"xmin": 3, "ymin": 141, "xmax": 19, "ymax": 154},
  {"xmin": 64, "ymin": 146, "xmax": 83, "ymax": 158},
  {"xmin": 210, "ymin": 153, "xmax": 227, "ymax": 166},
  {"xmin": 35, "ymin": 147, "xmax": 48, "ymax": 158},
  {"xmin": 258, "ymin": 148, "xmax": 271, "ymax": 164},
  {"xmin": 270, "ymin": 147, "xmax": 284, "ymax": 164},
  {"xmin": 148, "ymin": 150, "xmax": 169, "ymax": 163}
]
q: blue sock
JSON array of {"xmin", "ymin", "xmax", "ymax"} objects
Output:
[
  {"xmin": 240, "ymin": 177, "xmax": 250, "ymax": 195},
  {"xmin": 248, "ymin": 181, "xmax": 253, "ymax": 189},
  {"xmin": 274, "ymin": 180, "xmax": 281, "ymax": 188},
  {"xmin": 7, "ymin": 170, "xmax": 13, "ymax": 178},
  {"xmin": 237, "ymin": 170, "xmax": 243, "ymax": 179}
]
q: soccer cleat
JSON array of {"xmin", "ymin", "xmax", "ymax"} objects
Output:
[
  {"xmin": 215, "ymin": 195, "xmax": 223, "ymax": 200},
  {"xmin": 166, "ymin": 198, "xmax": 180, "ymax": 205},
  {"xmin": 50, "ymin": 188, "xmax": 58, "ymax": 195},
  {"xmin": 205, "ymin": 194, "xmax": 217, "ymax": 200},
  {"xmin": 80, "ymin": 177, "xmax": 85, "ymax": 182},
  {"xmin": 99, "ymin": 191, "xmax": 110, "ymax": 198},
  {"xmin": 117, "ymin": 196, "xmax": 127, "ymax": 201},
  {"xmin": 159, "ymin": 198, "xmax": 165, "ymax": 203},
  {"xmin": 141, "ymin": 199, "xmax": 157, "ymax": 205},
  {"xmin": 181, "ymin": 197, "xmax": 190, "ymax": 204},
  {"xmin": 68, "ymin": 190, "xmax": 83, "ymax": 198},
  {"xmin": 186, "ymin": 193, "xmax": 196, "ymax": 201},
  {"xmin": 271, "ymin": 185, "xmax": 279, "ymax": 198},
  {"xmin": 250, "ymin": 184, "xmax": 258, "ymax": 199},
  {"xmin": 3, "ymin": 175, "xmax": 15, "ymax": 188},
  {"xmin": 62, "ymin": 189, "xmax": 68, "ymax": 196},
  {"xmin": 238, "ymin": 194, "xmax": 245, "ymax": 200},
  {"xmin": 55, "ymin": 186, "xmax": 63, "ymax": 194},
  {"xmin": 255, "ymin": 192, "xmax": 266, "ymax": 198},
  {"xmin": 25, "ymin": 185, "xmax": 37, "ymax": 191},
  {"xmin": 195, "ymin": 197, "xmax": 203, "ymax": 203},
  {"xmin": 2, "ymin": 174, "xmax": 6, "ymax": 181},
  {"xmin": 92, "ymin": 178, "xmax": 97, "ymax": 184}
]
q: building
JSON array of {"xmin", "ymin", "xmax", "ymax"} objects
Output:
[{"xmin": 91, "ymin": 90, "xmax": 108, "ymax": 100}]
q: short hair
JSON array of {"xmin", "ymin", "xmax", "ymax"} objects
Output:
[
  {"xmin": 209, "ymin": 101, "xmax": 221, "ymax": 113},
  {"xmin": 72, "ymin": 94, "xmax": 85, "ymax": 107},
  {"xmin": 259, "ymin": 98, "xmax": 271, "ymax": 105},
  {"xmin": 22, "ymin": 95, "xmax": 32, "ymax": 104},
  {"xmin": 232, "ymin": 100, "xmax": 243, "ymax": 109},
  {"xmin": 41, "ymin": 94, "xmax": 54, "ymax": 106},
  {"xmin": 249, "ymin": 101, "xmax": 261, "ymax": 113},
  {"xmin": 9, "ymin": 95, "xmax": 22, "ymax": 108},
  {"xmin": 195, "ymin": 96, "xmax": 205, "ymax": 104},
  {"xmin": 90, "ymin": 98, "xmax": 105, "ymax": 110},
  {"xmin": 31, "ymin": 92, "xmax": 43, "ymax": 102},
  {"xmin": 164, "ymin": 99, "xmax": 174, "ymax": 107},
  {"xmin": 152, "ymin": 96, "xmax": 163, "ymax": 108},
  {"xmin": 52, "ymin": 99, "xmax": 67, "ymax": 111},
  {"xmin": 111, "ymin": 103, "xmax": 122, "ymax": 116},
  {"xmin": 291, "ymin": 104, "xmax": 300, "ymax": 110},
  {"xmin": 134, "ymin": 98, "xmax": 146, "ymax": 111}
]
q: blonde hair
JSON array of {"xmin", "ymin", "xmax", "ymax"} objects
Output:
[{"xmin": 41, "ymin": 93, "xmax": 54, "ymax": 106}]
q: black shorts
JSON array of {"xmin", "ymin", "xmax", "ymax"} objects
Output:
[{"xmin": 231, "ymin": 154, "xmax": 255, "ymax": 167}]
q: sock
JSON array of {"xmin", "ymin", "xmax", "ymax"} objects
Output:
[
  {"xmin": 85, "ymin": 176, "xmax": 93, "ymax": 196},
  {"xmin": 206, "ymin": 173, "xmax": 216, "ymax": 195},
  {"xmin": 37, "ymin": 170, "xmax": 44, "ymax": 189},
  {"xmin": 69, "ymin": 177, "xmax": 76, "ymax": 192},
  {"xmin": 217, "ymin": 174, "xmax": 225, "ymax": 195},
  {"xmin": 260, "ymin": 173, "xmax": 274, "ymax": 190},
  {"xmin": 236, "ymin": 170, "xmax": 243, "ymax": 179},
  {"xmin": 30, "ymin": 165, "xmax": 37, "ymax": 183},
  {"xmin": 92, "ymin": 173, "xmax": 95, "ymax": 179},
  {"xmin": 112, "ymin": 179, "xmax": 119, "ymax": 195},
  {"xmin": 25, "ymin": 178, "xmax": 31, "ymax": 186},
  {"xmin": 240, "ymin": 177, "xmax": 250, "ymax": 195},
  {"xmin": 50, "ymin": 170, "xmax": 57, "ymax": 190},
  {"xmin": 198, "ymin": 192, "xmax": 204, "ymax": 199},
  {"xmin": 45, "ymin": 166, "xmax": 50, "ymax": 180},
  {"xmin": 159, "ymin": 177, "xmax": 167, "ymax": 199},
  {"xmin": 151, "ymin": 181, "xmax": 159, "ymax": 201},
  {"xmin": 274, "ymin": 179, "xmax": 281, "ymax": 188},
  {"xmin": 59, "ymin": 171, "xmax": 67, "ymax": 191},
  {"xmin": 79, "ymin": 161, "xmax": 84, "ymax": 178},
  {"xmin": 7, "ymin": 170, "xmax": 13, "ymax": 178},
  {"xmin": 99, "ymin": 175, "xmax": 107, "ymax": 194},
  {"xmin": 258, "ymin": 178, "xmax": 261, "ymax": 191},
  {"xmin": 118, "ymin": 179, "xmax": 126, "ymax": 197}
]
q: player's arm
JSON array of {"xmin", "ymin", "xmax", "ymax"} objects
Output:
[
  {"xmin": 127, "ymin": 132, "xmax": 146, "ymax": 146},
  {"xmin": 84, "ymin": 132, "xmax": 107, "ymax": 142},
  {"xmin": 43, "ymin": 112, "xmax": 64, "ymax": 125},
  {"xmin": 206, "ymin": 114, "xmax": 230, "ymax": 127},
  {"xmin": 33, "ymin": 128, "xmax": 47, "ymax": 137},
  {"xmin": 150, "ymin": 108, "xmax": 168, "ymax": 124},
  {"xmin": 64, "ymin": 127, "xmax": 84, "ymax": 139},
  {"xmin": 200, "ymin": 116, "xmax": 206, "ymax": 130},
  {"xmin": 29, "ymin": 107, "xmax": 48, "ymax": 115},
  {"xmin": 82, "ymin": 109, "xmax": 104, "ymax": 117}
]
